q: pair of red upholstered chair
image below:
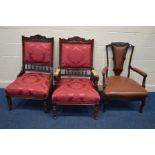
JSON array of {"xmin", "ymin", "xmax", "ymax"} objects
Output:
[{"xmin": 5, "ymin": 35, "xmax": 100, "ymax": 119}]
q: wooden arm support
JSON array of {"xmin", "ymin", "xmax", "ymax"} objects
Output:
[
  {"xmin": 102, "ymin": 67, "xmax": 108, "ymax": 88},
  {"xmin": 54, "ymin": 68, "xmax": 61, "ymax": 87},
  {"xmin": 130, "ymin": 66, "xmax": 147, "ymax": 87},
  {"xmin": 91, "ymin": 69, "xmax": 99, "ymax": 90}
]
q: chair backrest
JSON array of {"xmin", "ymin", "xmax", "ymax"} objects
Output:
[
  {"xmin": 106, "ymin": 42, "xmax": 134, "ymax": 76},
  {"xmin": 59, "ymin": 36, "xmax": 94, "ymax": 77},
  {"xmin": 22, "ymin": 35, "xmax": 54, "ymax": 73}
]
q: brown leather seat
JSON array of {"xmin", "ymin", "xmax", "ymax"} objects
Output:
[{"xmin": 104, "ymin": 76, "xmax": 148, "ymax": 98}]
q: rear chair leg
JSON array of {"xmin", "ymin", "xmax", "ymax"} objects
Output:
[
  {"xmin": 139, "ymin": 98, "xmax": 146, "ymax": 113},
  {"xmin": 93, "ymin": 104, "xmax": 99, "ymax": 120},
  {"xmin": 43, "ymin": 100, "xmax": 48, "ymax": 113},
  {"xmin": 6, "ymin": 96, "xmax": 12, "ymax": 111},
  {"xmin": 52, "ymin": 104, "xmax": 57, "ymax": 120}
]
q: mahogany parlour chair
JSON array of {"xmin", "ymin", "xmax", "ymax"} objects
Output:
[
  {"xmin": 102, "ymin": 42, "xmax": 148, "ymax": 113},
  {"xmin": 5, "ymin": 35, "xmax": 54, "ymax": 112},
  {"xmin": 52, "ymin": 36, "xmax": 100, "ymax": 119}
]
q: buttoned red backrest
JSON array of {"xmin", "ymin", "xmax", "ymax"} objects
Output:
[
  {"xmin": 60, "ymin": 37, "xmax": 94, "ymax": 68},
  {"xmin": 23, "ymin": 35, "xmax": 53, "ymax": 65}
]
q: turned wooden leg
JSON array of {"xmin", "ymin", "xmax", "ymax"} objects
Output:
[
  {"xmin": 93, "ymin": 104, "xmax": 99, "ymax": 120},
  {"xmin": 43, "ymin": 100, "xmax": 48, "ymax": 113},
  {"xmin": 6, "ymin": 96, "xmax": 12, "ymax": 111},
  {"xmin": 139, "ymin": 98, "xmax": 146, "ymax": 113},
  {"xmin": 103, "ymin": 99, "xmax": 108, "ymax": 112},
  {"xmin": 52, "ymin": 104, "xmax": 57, "ymax": 120}
]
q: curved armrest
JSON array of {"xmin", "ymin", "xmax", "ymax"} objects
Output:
[
  {"xmin": 91, "ymin": 69, "xmax": 99, "ymax": 90},
  {"xmin": 130, "ymin": 66, "xmax": 147, "ymax": 87},
  {"xmin": 130, "ymin": 66, "xmax": 147, "ymax": 77}
]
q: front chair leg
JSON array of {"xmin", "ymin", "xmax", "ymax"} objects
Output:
[
  {"xmin": 93, "ymin": 104, "xmax": 99, "ymax": 120},
  {"xmin": 43, "ymin": 100, "xmax": 48, "ymax": 113},
  {"xmin": 6, "ymin": 96, "xmax": 12, "ymax": 111},
  {"xmin": 52, "ymin": 104, "xmax": 57, "ymax": 120},
  {"xmin": 139, "ymin": 98, "xmax": 146, "ymax": 113}
]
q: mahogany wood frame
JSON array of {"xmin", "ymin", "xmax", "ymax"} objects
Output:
[
  {"xmin": 102, "ymin": 42, "xmax": 148, "ymax": 113},
  {"xmin": 53, "ymin": 36, "xmax": 99, "ymax": 120},
  {"xmin": 6, "ymin": 35, "xmax": 54, "ymax": 112}
]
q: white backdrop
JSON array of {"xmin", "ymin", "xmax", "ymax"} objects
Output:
[{"xmin": 0, "ymin": 26, "xmax": 155, "ymax": 91}]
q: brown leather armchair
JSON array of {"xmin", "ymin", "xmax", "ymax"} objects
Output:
[{"xmin": 102, "ymin": 42, "xmax": 148, "ymax": 113}]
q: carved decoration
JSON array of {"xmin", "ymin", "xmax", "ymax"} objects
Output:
[
  {"xmin": 60, "ymin": 36, "xmax": 94, "ymax": 43},
  {"xmin": 22, "ymin": 34, "xmax": 53, "ymax": 42}
]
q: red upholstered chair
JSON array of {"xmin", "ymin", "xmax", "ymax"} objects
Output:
[
  {"xmin": 52, "ymin": 36, "xmax": 100, "ymax": 119},
  {"xmin": 5, "ymin": 35, "xmax": 54, "ymax": 112},
  {"xmin": 102, "ymin": 42, "xmax": 148, "ymax": 112}
]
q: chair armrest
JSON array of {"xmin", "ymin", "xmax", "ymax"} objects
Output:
[
  {"xmin": 91, "ymin": 69, "xmax": 98, "ymax": 77},
  {"xmin": 91, "ymin": 69, "xmax": 99, "ymax": 90},
  {"xmin": 54, "ymin": 68, "xmax": 61, "ymax": 77},
  {"xmin": 130, "ymin": 66, "xmax": 147, "ymax": 87},
  {"xmin": 102, "ymin": 67, "xmax": 108, "ymax": 88},
  {"xmin": 130, "ymin": 66, "xmax": 147, "ymax": 77},
  {"xmin": 54, "ymin": 68, "xmax": 61, "ymax": 87}
]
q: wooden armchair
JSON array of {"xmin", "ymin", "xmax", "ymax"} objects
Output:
[
  {"xmin": 52, "ymin": 36, "xmax": 100, "ymax": 119},
  {"xmin": 5, "ymin": 35, "xmax": 54, "ymax": 112},
  {"xmin": 102, "ymin": 42, "xmax": 148, "ymax": 113}
]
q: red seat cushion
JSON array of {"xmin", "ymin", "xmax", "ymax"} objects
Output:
[
  {"xmin": 5, "ymin": 73, "xmax": 50, "ymax": 98},
  {"xmin": 52, "ymin": 78, "xmax": 100, "ymax": 104}
]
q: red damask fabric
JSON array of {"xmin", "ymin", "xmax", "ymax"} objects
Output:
[
  {"xmin": 60, "ymin": 43, "xmax": 92, "ymax": 68},
  {"xmin": 52, "ymin": 78, "xmax": 100, "ymax": 104},
  {"xmin": 5, "ymin": 73, "xmax": 50, "ymax": 98},
  {"xmin": 24, "ymin": 41, "xmax": 52, "ymax": 64}
]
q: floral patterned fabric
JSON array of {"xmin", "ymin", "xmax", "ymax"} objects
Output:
[
  {"xmin": 5, "ymin": 73, "xmax": 50, "ymax": 98},
  {"xmin": 24, "ymin": 41, "xmax": 52, "ymax": 64},
  {"xmin": 60, "ymin": 43, "xmax": 92, "ymax": 68},
  {"xmin": 52, "ymin": 78, "xmax": 100, "ymax": 104}
]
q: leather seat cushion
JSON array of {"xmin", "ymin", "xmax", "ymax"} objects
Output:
[
  {"xmin": 52, "ymin": 78, "xmax": 100, "ymax": 104},
  {"xmin": 5, "ymin": 73, "xmax": 50, "ymax": 98},
  {"xmin": 104, "ymin": 76, "xmax": 148, "ymax": 98}
]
